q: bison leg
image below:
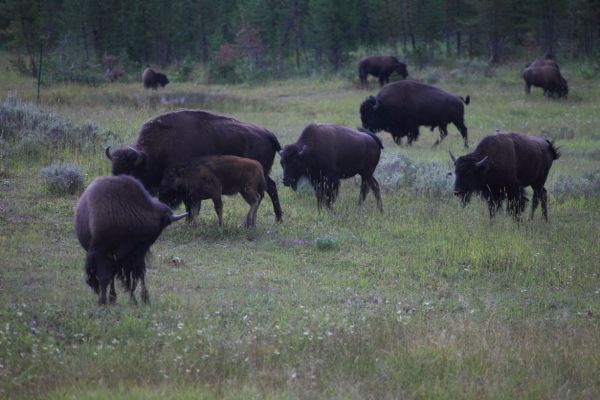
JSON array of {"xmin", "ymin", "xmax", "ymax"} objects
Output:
[
  {"xmin": 241, "ymin": 189, "xmax": 261, "ymax": 227},
  {"xmin": 95, "ymin": 255, "xmax": 116, "ymax": 306},
  {"xmin": 378, "ymin": 76, "xmax": 386, "ymax": 87},
  {"xmin": 358, "ymin": 178, "xmax": 370, "ymax": 204},
  {"xmin": 540, "ymin": 188, "xmax": 549, "ymax": 221},
  {"xmin": 129, "ymin": 277, "xmax": 138, "ymax": 306},
  {"xmin": 265, "ymin": 176, "xmax": 283, "ymax": 222},
  {"xmin": 367, "ymin": 176, "xmax": 383, "ymax": 212},
  {"xmin": 530, "ymin": 187, "xmax": 542, "ymax": 220},
  {"xmin": 325, "ymin": 179, "xmax": 340, "ymax": 208},
  {"xmin": 108, "ymin": 278, "xmax": 117, "ymax": 304},
  {"xmin": 212, "ymin": 196, "xmax": 224, "ymax": 226},
  {"xmin": 140, "ymin": 273, "xmax": 150, "ymax": 305},
  {"xmin": 433, "ymin": 125, "xmax": 449, "ymax": 147},
  {"xmin": 454, "ymin": 121, "xmax": 469, "ymax": 148}
]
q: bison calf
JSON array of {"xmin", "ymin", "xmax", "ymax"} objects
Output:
[
  {"xmin": 74, "ymin": 175, "xmax": 187, "ymax": 305},
  {"xmin": 159, "ymin": 156, "xmax": 266, "ymax": 227},
  {"xmin": 142, "ymin": 67, "xmax": 169, "ymax": 90},
  {"xmin": 523, "ymin": 65, "xmax": 568, "ymax": 99},
  {"xmin": 450, "ymin": 131, "xmax": 560, "ymax": 220},
  {"xmin": 280, "ymin": 123, "xmax": 383, "ymax": 212}
]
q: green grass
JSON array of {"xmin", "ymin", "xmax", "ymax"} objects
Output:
[{"xmin": 1, "ymin": 65, "xmax": 600, "ymax": 399}]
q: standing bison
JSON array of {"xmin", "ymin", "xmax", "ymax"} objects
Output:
[
  {"xmin": 359, "ymin": 56, "xmax": 408, "ymax": 89},
  {"xmin": 449, "ymin": 131, "xmax": 560, "ymax": 220},
  {"xmin": 74, "ymin": 175, "xmax": 187, "ymax": 305},
  {"xmin": 279, "ymin": 123, "xmax": 383, "ymax": 211},
  {"xmin": 159, "ymin": 155, "xmax": 266, "ymax": 227},
  {"xmin": 360, "ymin": 80, "xmax": 470, "ymax": 147},
  {"xmin": 523, "ymin": 65, "xmax": 568, "ymax": 98},
  {"xmin": 105, "ymin": 110, "xmax": 283, "ymax": 222},
  {"xmin": 142, "ymin": 67, "xmax": 169, "ymax": 89}
]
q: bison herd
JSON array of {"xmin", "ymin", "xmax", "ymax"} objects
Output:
[{"xmin": 75, "ymin": 55, "xmax": 566, "ymax": 304}]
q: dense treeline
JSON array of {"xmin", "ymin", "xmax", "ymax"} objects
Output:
[{"xmin": 1, "ymin": 0, "xmax": 598, "ymax": 81}]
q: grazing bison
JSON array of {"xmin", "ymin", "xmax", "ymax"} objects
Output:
[
  {"xmin": 360, "ymin": 80, "xmax": 470, "ymax": 147},
  {"xmin": 523, "ymin": 65, "xmax": 568, "ymax": 98},
  {"xmin": 142, "ymin": 67, "xmax": 169, "ymax": 89},
  {"xmin": 359, "ymin": 56, "xmax": 408, "ymax": 89},
  {"xmin": 159, "ymin": 156, "xmax": 266, "ymax": 227},
  {"xmin": 449, "ymin": 131, "xmax": 560, "ymax": 220},
  {"xmin": 74, "ymin": 175, "xmax": 187, "ymax": 305},
  {"xmin": 105, "ymin": 110, "xmax": 283, "ymax": 222},
  {"xmin": 279, "ymin": 123, "xmax": 383, "ymax": 211}
]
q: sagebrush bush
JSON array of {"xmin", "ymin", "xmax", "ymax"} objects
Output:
[
  {"xmin": 40, "ymin": 162, "xmax": 84, "ymax": 195},
  {"xmin": 0, "ymin": 98, "xmax": 114, "ymax": 155},
  {"xmin": 375, "ymin": 154, "xmax": 453, "ymax": 196},
  {"xmin": 550, "ymin": 170, "xmax": 600, "ymax": 199},
  {"xmin": 422, "ymin": 68, "xmax": 440, "ymax": 84}
]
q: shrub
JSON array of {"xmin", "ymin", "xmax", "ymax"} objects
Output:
[
  {"xmin": 422, "ymin": 68, "xmax": 440, "ymax": 84},
  {"xmin": 40, "ymin": 162, "xmax": 84, "ymax": 195},
  {"xmin": 315, "ymin": 235, "xmax": 338, "ymax": 251},
  {"xmin": 375, "ymin": 154, "xmax": 453, "ymax": 196},
  {"xmin": 0, "ymin": 98, "xmax": 114, "ymax": 155},
  {"xmin": 550, "ymin": 170, "xmax": 600, "ymax": 200}
]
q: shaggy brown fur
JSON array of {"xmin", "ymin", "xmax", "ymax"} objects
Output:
[
  {"xmin": 523, "ymin": 65, "xmax": 568, "ymax": 98},
  {"xmin": 160, "ymin": 156, "xmax": 266, "ymax": 227},
  {"xmin": 358, "ymin": 56, "xmax": 408, "ymax": 89}
]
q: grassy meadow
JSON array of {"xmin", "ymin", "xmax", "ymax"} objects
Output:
[{"xmin": 1, "ymin": 62, "xmax": 600, "ymax": 399}]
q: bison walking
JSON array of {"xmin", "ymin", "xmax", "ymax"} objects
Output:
[
  {"xmin": 105, "ymin": 110, "xmax": 283, "ymax": 222},
  {"xmin": 523, "ymin": 65, "xmax": 568, "ymax": 98},
  {"xmin": 74, "ymin": 175, "xmax": 187, "ymax": 305},
  {"xmin": 142, "ymin": 67, "xmax": 169, "ymax": 89},
  {"xmin": 358, "ymin": 56, "xmax": 408, "ymax": 89},
  {"xmin": 159, "ymin": 156, "xmax": 266, "ymax": 227},
  {"xmin": 360, "ymin": 80, "xmax": 470, "ymax": 148},
  {"xmin": 280, "ymin": 123, "xmax": 383, "ymax": 211},
  {"xmin": 449, "ymin": 131, "xmax": 560, "ymax": 220}
]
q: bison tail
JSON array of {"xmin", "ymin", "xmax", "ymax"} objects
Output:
[
  {"xmin": 85, "ymin": 250, "xmax": 100, "ymax": 294},
  {"xmin": 546, "ymin": 139, "xmax": 561, "ymax": 160},
  {"xmin": 460, "ymin": 95, "xmax": 470, "ymax": 105},
  {"xmin": 358, "ymin": 128, "xmax": 384, "ymax": 149},
  {"xmin": 268, "ymin": 132, "xmax": 282, "ymax": 152}
]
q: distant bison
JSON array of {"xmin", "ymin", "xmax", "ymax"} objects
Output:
[
  {"xmin": 142, "ymin": 67, "xmax": 169, "ymax": 89},
  {"xmin": 523, "ymin": 65, "xmax": 568, "ymax": 98},
  {"xmin": 105, "ymin": 110, "xmax": 283, "ymax": 222},
  {"xmin": 359, "ymin": 56, "xmax": 408, "ymax": 89},
  {"xmin": 526, "ymin": 58, "xmax": 560, "ymax": 71},
  {"xmin": 449, "ymin": 131, "xmax": 560, "ymax": 220},
  {"xmin": 360, "ymin": 80, "xmax": 470, "ymax": 147},
  {"xmin": 159, "ymin": 156, "xmax": 266, "ymax": 227},
  {"xmin": 74, "ymin": 175, "xmax": 187, "ymax": 305},
  {"xmin": 280, "ymin": 123, "xmax": 383, "ymax": 211}
]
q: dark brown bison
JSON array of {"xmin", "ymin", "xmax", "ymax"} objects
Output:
[
  {"xmin": 449, "ymin": 131, "xmax": 560, "ymax": 220},
  {"xmin": 523, "ymin": 65, "xmax": 568, "ymax": 98},
  {"xmin": 105, "ymin": 110, "xmax": 283, "ymax": 222},
  {"xmin": 74, "ymin": 175, "xmax": 187, "ymax": 305},
  {"xmin": 142, "ymin": 67, "xmax": 169, "ymax": 89},
  {"xmin": 159, "ymin": 156, "xmax": 266, "ymax": 227},
  {"xmin": 280, "ymin": 123, "xmax": 383, "ymax": 211},
  {"xmin": 360, "ymin": 80, "xmax": 470, "ymax": 147},
  {"xmin": 526, "ymin": 58, "xmax": 560, "ymax": 71},
  {"xmin": 359, "ymin": 56, "xmax": 408, "ymax": 89}
]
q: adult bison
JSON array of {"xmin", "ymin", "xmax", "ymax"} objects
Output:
[
  {"xmin": 142, "ymin": 67, "xmax": 169, "ymax": 89},
  {"xmin": 360, "ymin": 80, "xmax": 470, "ymax": 147},
  {"xmin": 279, "ymin": 123, "xmax": 383, "ymax": 211},
  {"xmin": 74, "ymin": 175, "xmax": 187, "ymax": 305},
  {"xmin": 449, "ymin": 131, "xmax": 560, "ymax": 220},
  {"xmin": 523, "ymin": 65, "xmax": 568, "ymax": 98},
  {"xmin": 359, "ymin": 56, "xmax": 408, "ymax": 89},
  {"xmin": 105, "ymin": 110, "xmax": 283, "ymax": 222}
]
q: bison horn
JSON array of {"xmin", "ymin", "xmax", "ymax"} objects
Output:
[
  {"xmin": 448, "ymin": 150, "xmax": 457, "ymax": 165},
  {"xmin": 475, "ymin": 155, "xmax": 489, "ymax": 168},
  {"xmin": 105, "ymin": 146, "xmax": 113, "ymax": 160},
  {"xmin": 169, "ymin": 212, "xmax": 188, "ymax": 222},
  {"xmin": 278, "ymin": 150, "xmax": 283, "ymax": 157},
  {"xmin": 298, "ymin": 145, "xmax": 308, "ymax": 157}
]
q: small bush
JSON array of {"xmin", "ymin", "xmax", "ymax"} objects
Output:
[
  {"xmin": 0, "ymin": 98, "xmax": 114, "ymax": 155},
  {"xmin": 40, "ymin": 162, "xmax": 84, "ymax": 195},
  {"xmin": 315, "ymin": 235, "xmax": 338, "ymax": 251},
  {"xmin": 550, "ymin": 170, "xmax": 600, "ymax": 200},
  {"xmin": 422, "ymin": 68, "xmax": 440, "ymax": 84},
  {"xmin": 375, "ymin": 154, "xmax": 453, "ymax": 196}
]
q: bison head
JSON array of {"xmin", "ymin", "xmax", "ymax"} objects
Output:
[
  {"xmin": 156, "ymin": 73, "xmax": 169, "ymax": 87},
  {"xmin": 105, "ymin": 146, "xmax": 149, "ymax": 184},
  {"xmin": 157, "ymin": 167, "xmax": 186, "ymax": 209},
  {"xmin": 558, "ymin": 77, "xmax": 568, "ymax": 98},
  {"xmin": 360, "ymin": 96, "xmax": 386, "ymax": 134},
  {"xmin": 395, "ymin": 62, "xmax": 408, "ymax": 79},
  {"xmin": 279, "ymin": 145, "xmax": 309, "ymax": 191},
  {"xmin": 450, "ymin": 151, "xmax": 490, "ymax": 206}
]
